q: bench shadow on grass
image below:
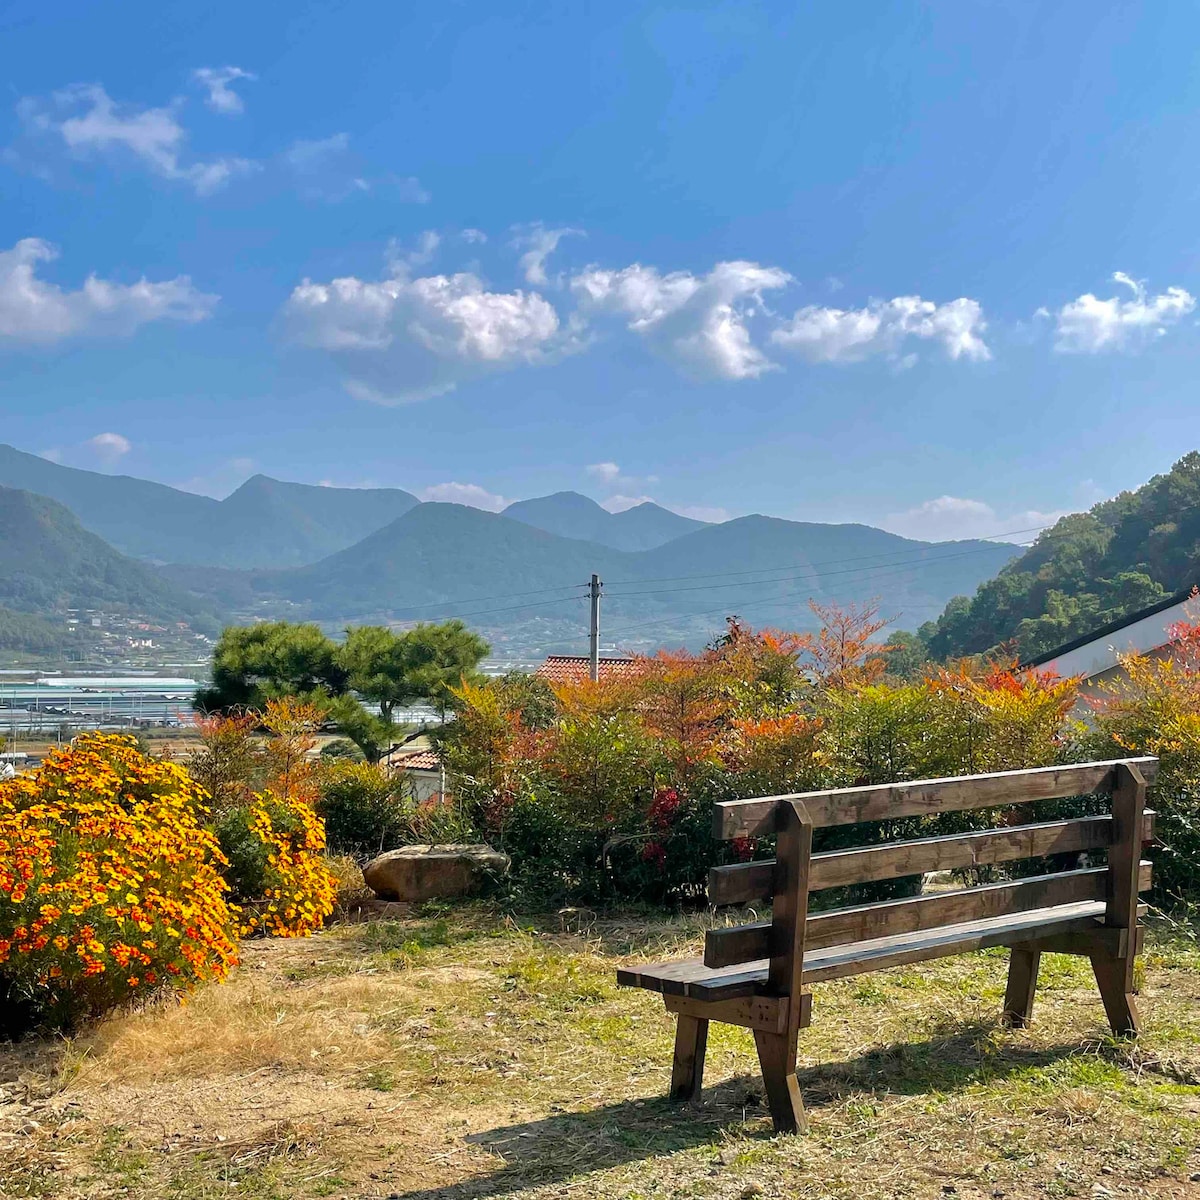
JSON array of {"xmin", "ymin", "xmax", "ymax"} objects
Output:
[{"xmin": 388, "ymin": 1022, "xmax": 1087, "ymax": 1199}]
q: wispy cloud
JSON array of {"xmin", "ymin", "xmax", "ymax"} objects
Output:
[
  {"xmin": 19, "ymin": 83, "xmax": 257, "ymax": 194},
  {"xmin": 512, "ymin": 222, "xmax": 583, "ymax": 285},
  {"xmin": 1052, "ymin": 272, "xmax": 1195, "ymax": 354},
  {"xmin": 418, "ymin": 481, "xmax": 510, "ymax": 511},
  {"xmin": 882, "ymin": 496, "xmax": 1068, "ymax": 543},
  {"xmin": 87, "ymin": 432, "xmax": 132, "ymax": 463},
  {"xmin": 192, "ymin": 66, "xmax": 256, "ymax": 115},
  {"xmin": 771, "ymin": 295, "xmax": 990, "ymax": 364},
  {"xmin": 0, "ymin": 238, "xmax": 217, "ymax": 344}
]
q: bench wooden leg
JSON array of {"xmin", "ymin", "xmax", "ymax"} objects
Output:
[
  {"xmin": 1002, "ymin": 946, "xmax": 1041, "ymax": 1028},
  {"xmin": 753, "ymin": 1030, "xmax": 807, "ymax": 1134},
  {"xmin": 669, "ymin": 1014, "xmax": 708, "ymax": 1101},
  {"xmin": 1090, "ymin": 951, "xmax": 1140, "ymax": 1038}
]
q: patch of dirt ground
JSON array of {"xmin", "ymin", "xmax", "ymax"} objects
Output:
[{"xmin": 1, "ymin": 912, "xmax": 1198, "ymax": 1199}]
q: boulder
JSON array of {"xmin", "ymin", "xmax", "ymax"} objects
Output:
[{"xmin": 362, "ymin": 844, "xmax": 509, "ymax": 903}]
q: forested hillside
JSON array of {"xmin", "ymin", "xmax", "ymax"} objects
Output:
[
  {"xmin": 923, "ymin": 452, "xmax": 1200, "ymax": 660},
  {"xmin": 0, "ymin": 486, "xmax": 219, "ymax": 634}
]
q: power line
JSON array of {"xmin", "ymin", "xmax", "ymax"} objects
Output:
[
  {"xmin": 602, "ymin": 521, "xmax": 1057, "ymax": 588},
  {"xmin": 385, "ymin": 582, "xmax": 588, "ymax": 613},
  {"xmin": 602, "ymin": 541, "xmax": 1037, "ymax": 641},
  {"xmin": 396, "ymin": 537, "xmax": 1037, "ymax": 626},
  {"xmin": 602, "ymin": 541, "xmax": 1030, "ymax": 601},
  {"xmin": 392, "ymin": 593, "xmax": 586, "ymax": 621}
]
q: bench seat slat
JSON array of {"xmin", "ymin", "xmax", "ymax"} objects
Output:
[
  {"xmin": 714, "ymin": 757, "xmax": 1160, "ymax": 837},
  {"xmin": 617, "ymin": 901, "xmax": 1115, "ymax": 999},
  {"xmin": 709, "ymin": 811, "xmax": 1157, "ymax": 906}
]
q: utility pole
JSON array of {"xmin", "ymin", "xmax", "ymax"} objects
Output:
[{"xmin": 588, "ymin": 573, "xmax": 602, "ymax": 682}]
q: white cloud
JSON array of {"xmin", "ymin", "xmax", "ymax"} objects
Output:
[
  {"xmin": 0, "ymin": 238, "xmax": 218, "ymax": 344},
  {"xmin": 387, "ymin": 231, "xmax": 441, "ymax": 272},
  {"xmin": 600, "ymin": 494, "xmax": 728, "ymax": 523},
  {"xmin": 418, "ymin": 482, "xmax": 510, "ymax": 511},
  {"xmin": 192, "ymin": 66, "xmax": 255, "ymax": 115},
  {"xmin": 21, "ymin": 83, "xmax": 257, "ymax": 194},
  {"xmin": 513, "ymin": 222, "xmax": 583, "ymax": 285},
  {"xmin": 1053, "ymin": 272, "xmax": 1195, "ymax": 353},
  {"xmin": 882, "ymin": 496, "xmax": 1068, "ymax": 543},
  {"xmin": 771, "ymin": 295, "xmax": 990, "ymax": 364},
  {"xmin": 284, "ymin": 132, "xmax": 350, "ymax": 170},
  {"xmin": 393, "ymin": 176, "xmax": 431, "ymax": 204},
  {"xmin": 460, "ymin": 228, "xmax": 488, "ymax": 245},
  {"xmin": 87, "ymin": 432, "xmax": 131, "ymax": 463},
  {"xmin": 283, "ymin": 256, "xmax": 567, "ymax": 403},
  {"xmin": 600, "ymin": 493, "xmax": 657, "ymax": 513},
  {"xmin": 572, "ymin": 260, "xmax": 791, "ymax": 380},
  {"xmin": 283, "ymin": 135, "xmax": 420, "ymax": 203},
  {"xmin": 586, "ymin": 461, "xmax": 622, "ymax": 484}
]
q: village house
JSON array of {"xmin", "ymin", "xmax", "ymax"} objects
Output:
[{"xmin": 1025, "ymin": 584, "xmax": 1197, "ymax": 698}]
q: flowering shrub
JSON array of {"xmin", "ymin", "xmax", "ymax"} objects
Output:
[
  {"xmin": 222, "ymin": 789, "xmax": 337, "ymax": 938},
  {"xmin": 0, "ymin": 734, "xmax": 239, "ymax": 1033},
  {"xmin": 193, "ymin": 698, "xmax": 338, "ymax": 937}
]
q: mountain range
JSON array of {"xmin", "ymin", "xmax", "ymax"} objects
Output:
[
  {"xmin": 502, "ymin": 491, "xmax": 707, "ymax": 550},
  {"xmin": 0, "ymin": 445, "xmax": 1023, "ymax": 654},
  {"xmin": 0, "ymin": 485, "xmax": 219, "ymax": 640},
  {"xmin": 0, "ymin": 444, "xmax": 420, "ymax": 568},
  {"xmin": 175, "ymin": 502, "xmax": 1020, "ymax": 650}
]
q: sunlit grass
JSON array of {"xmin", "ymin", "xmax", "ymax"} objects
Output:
[{"xmin": 0, "ymin": 909, "xmax": 1196, "ymax": 1199}]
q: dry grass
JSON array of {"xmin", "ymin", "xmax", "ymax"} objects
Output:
[{"xmin": 1, "ymin": 909, "xmax": 1198, "ymax": 1199}]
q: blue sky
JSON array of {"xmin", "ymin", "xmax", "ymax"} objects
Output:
[{"xmin": 1, "ymin": 2, "xmax": 1198, "ymax": 540}]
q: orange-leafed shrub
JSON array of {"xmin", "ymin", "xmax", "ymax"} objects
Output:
[{"xmin": 0, "ymin": 733, "xmax": 240, "ymax": 1033}]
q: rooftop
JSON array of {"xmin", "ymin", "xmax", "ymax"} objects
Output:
[{"xmin": 533, "ymin": 654, "xmax": 640, "ymax": 684}]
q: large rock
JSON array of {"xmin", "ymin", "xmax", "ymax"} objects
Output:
[{"xmin": 362, "ymin": 844, "xmax": 509, "ymax": 903}]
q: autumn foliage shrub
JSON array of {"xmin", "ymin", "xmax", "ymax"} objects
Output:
[
  {"xmin": 1087, "ymin": 616, "xmax": 1200, "ymax": 903},
  {"xmin": 437, "ymin": 603, "xmax": 1198, "ymax": 909},
  {"xmin": 0, "ymin": 734, "xmax": 240, "ymax": 1034},
  {"xmin": 201, "ymin": 699, "xmax": 337, "ymax": 937}
]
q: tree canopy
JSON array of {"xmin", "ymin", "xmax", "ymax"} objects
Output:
[
  {"xmin": 921, "ymin": 451, "xmax": 1200, "ymax": 661},
  {"xmin": 196, "ymin": 619, "xmax": 489, "ymax": 760}
]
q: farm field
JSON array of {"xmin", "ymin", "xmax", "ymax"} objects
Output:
[{"xmin": 2, "ymin": 909, "xmax": 1198, "ymax": 1200}]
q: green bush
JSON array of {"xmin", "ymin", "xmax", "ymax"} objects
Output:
[
  {"xmin": 214, "ymin": 796, "xmax": 305, "ymax": 906},
  {"xmin": 316, "ymin": 761, "xmax": 406, "ymax": 859}
]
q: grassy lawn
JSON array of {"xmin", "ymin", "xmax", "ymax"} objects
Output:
[{"xmin": 1, "ymin": 910, "xmax": 1198, "ymax": 1200}]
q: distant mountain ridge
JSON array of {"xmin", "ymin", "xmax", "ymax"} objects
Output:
[
  {"xmin": 502, "ymin": 491, "xmax": 708, "ymax": 550},
  {"xmin": 215, "ymin": 502, "xmax": 1021, "ymax": 645},
  {"xmin": 0, "ymin": 445, "xmax": 1024, "ymax": 651},
  {"xmin": 0, "ymin": 445, "xmax": 419, "ymax": 569}
]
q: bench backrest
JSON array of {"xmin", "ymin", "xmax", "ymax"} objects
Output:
[{"xmin": 705, "ymin": 758, "xmax": 1159, "ymax": 996}]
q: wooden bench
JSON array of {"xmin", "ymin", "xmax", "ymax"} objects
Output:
[{"xmin": 617, "ymin": 757, "xmax": 1158, "ymax": 1134}]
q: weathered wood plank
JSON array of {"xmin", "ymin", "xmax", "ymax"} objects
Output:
[
  {"xmin": 768, "ymin": 799, "xmax": 812, "ymax": 1008},
  {"xmin": 664, "ymin": 992, "xmax": 798, "ymax": 1034},
  {"xmin": 708, "ymin": 811, "xmax": 1157, "ymax": 905},
  {"xmin": 669, "ymin": 1014, "xmax": 708, "ymax": 1101},
  {"xmin": 704, "ymin": 861, "xmax": 1153, "ymax": 968},
  {"xmin": 616, "ymin": 957, "xmax": 766, "ymax": 1001},
  {"xmin": 713, "ymin": 757, "xmax": 1160, "ymax": 838},
  {"xmin": 618, "ymin": 900, "xmax": 1119, "ymax": 997},
  {"xmin": 1001, "ymin": 947, "xmax": 1041, "ymax": 1027}
]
